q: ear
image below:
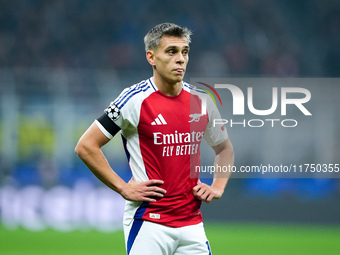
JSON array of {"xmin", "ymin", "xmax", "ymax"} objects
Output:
[{"xmin": 146, "ymin": 50, "xmax": 155, "ymax": 66}]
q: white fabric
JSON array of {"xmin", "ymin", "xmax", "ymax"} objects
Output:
[{"xmin": 124, "ymin": 220, "xmax": 212, "ymax": 255}]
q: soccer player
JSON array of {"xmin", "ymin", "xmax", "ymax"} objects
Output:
[{"xmin": 75, "ymin": 23, "xmax": 234, "ymax": 255}]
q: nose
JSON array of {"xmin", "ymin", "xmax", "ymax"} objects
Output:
[{"xmin": 176, "ymin": 53, "xmax": 185, "ymax": 64}]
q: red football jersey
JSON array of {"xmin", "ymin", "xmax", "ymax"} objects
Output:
[{"xmin": 96, "ymin": 78, "xmax": 228, "ymax": 228}]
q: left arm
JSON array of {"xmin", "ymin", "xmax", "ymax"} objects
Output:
[{"xmin": 192, "ymin": 138, "xmax": 234, "ymax": 204}]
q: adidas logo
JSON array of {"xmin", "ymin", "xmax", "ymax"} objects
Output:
[{"xmin": 151, "ymin": 114, "xmax": 167, "ymax": 125}]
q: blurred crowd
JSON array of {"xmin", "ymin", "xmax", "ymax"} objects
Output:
[
  {"xmin": 0, "ymin": 0, "xmax": 339, "ymax": 77},
  {"xmin": 0, "ymin": 1, "xmax": 340, "ymax": 218}
]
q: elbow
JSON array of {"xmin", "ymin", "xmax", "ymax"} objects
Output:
[
  {"xmin": 75, "ymin": 138, "xmax": 101, "ymax": 160},
  {"xmin": 74, "ymin": 142, "xmax": 82, "ymax": 157},
  {"xmin": 74, "ymin": 143, "xmax": 80, "ymax": 156},
  {"xmin": 75, "ymin": 140, "xmax": 88, "ymax": 159}
]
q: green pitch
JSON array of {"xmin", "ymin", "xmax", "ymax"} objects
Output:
[{"xmin": 1, "ymin": 222, "xmax": 339, "ymax": 255}]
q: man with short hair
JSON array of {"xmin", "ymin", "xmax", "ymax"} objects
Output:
[{"xmin": 75, "ymin": 22, "xmax": 234, "ymax": 255}]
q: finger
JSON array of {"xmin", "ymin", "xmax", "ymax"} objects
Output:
[
  {"xmin": 195, "ymin": 185, "xmax": 208, "ymax": 196},
  {"xmin": 146, "ymin": 186, "xmax": 167, "ymax": 195},
  {"xmin": 145, "ymin": 191, "xmax": 165, "ymax": 198},
  {"xmin": 192, "ymin": 183, "xmax": 204, "ymax": 193},
  {"xmin": 125, "ymin": 193, "xmax": 157, "ymax": 203},
  {"xmin": 146, "ymin": 179, "xmax": 164, "ymax": 185},
  {"xmin": 195, "ymin": 187, "xmax": 214, "ymax": 202},
  {"xmin": 144, "ymin": 179, "xmax": 164, "ymax": 186},
  {"xmin": 195, "ymin": 189, "xmax": 204, "ymax": 198},
  {"xmin": 204, "ymin": 193, "xmax": 214, "ymax": 204},
  {"xmin": 196, "ymin": 192, "xmax": 206, "ymax": 201},
  {"xmin": 196, "ymin": 182, "xmax": 207, "ymax": 189},
  {"xmin": 198, "ymin": 190, "xmax": 209, "ymax": 200},
  {"xmin": 140, "ymin": 196, "xmax": 158, "ymax": 203},
  {"xmin": 193, "ymin": 186, "xmax": 205, "ymax": 197}
]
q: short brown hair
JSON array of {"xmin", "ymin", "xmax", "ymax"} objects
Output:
[{"xmin": 144, "ymin": 23, "xmax": 192, "ymax": 52}]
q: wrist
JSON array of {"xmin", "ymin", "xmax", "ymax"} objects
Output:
[
  {"xmin": 113, "ymin": 179, "xmax": 128, "ymax": 195},
  {"xmin": 211, "ymin": 179, "xmax": 228, "ymax": 193}
]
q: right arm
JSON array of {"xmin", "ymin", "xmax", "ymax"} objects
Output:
[{"xmin": 74, "ymin": 122, "xmax": 166, "ymax": 202}]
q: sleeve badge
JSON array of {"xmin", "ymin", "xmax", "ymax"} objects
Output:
[{"xmin": 105, "ymin": 102, "xmax": 121, "ymax": 121}]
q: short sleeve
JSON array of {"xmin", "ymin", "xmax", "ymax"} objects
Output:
[
  {"xmin": 95, "ymin": 86, "xmax": 140, "ymax": 139},
  {"xmin": 203, "ymin": 95, "xmax": 228, "ymax": 147}
]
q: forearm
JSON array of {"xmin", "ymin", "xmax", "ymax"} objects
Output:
[
  {"xmin": 211, "ymin": 139, "xmax": 234, "ymax": 194},
  {"xmin": 75, "ymin": 122, "xmax": 166, "ymax": 202},
  {"xmin": 76, "ymin": 144, "xmax": 126, "ymax": 194}
]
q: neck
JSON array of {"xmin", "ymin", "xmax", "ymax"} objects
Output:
[{"xmin": 152, "ymin": 73, "xmax": 182, "ymax": 96}]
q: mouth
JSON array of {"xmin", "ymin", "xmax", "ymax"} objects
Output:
[{"xmin": 174, "ymin": 68, "xmax": 185, "ymax": 74}]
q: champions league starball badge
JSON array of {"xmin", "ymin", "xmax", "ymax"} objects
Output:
[{"xmin": 105, "ymin": 102, "xmax": 121, "ymax": 121}]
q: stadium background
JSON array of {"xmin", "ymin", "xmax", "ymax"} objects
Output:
[{"xmin": 0, "ymin": 0, "xmax": 340, "ymax": 254}]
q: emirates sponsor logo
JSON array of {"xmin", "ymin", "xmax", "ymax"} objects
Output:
[
  {"xmin": 153, "ymin": 130, "xmax": 204, "ymax": 145},
  {"xmin": 153, "ymin": 130, "xmax": 204, "ymax": 157}
]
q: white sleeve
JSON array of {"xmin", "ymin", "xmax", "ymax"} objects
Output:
[
  {"xmin": 203, "ymin": 95, "xmax": 228, "ymax": 147},
  {"xmin": 102, "ymin": 85, "xmax": 144, "ymax": 138}
]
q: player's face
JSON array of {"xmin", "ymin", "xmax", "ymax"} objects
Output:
[{"xmin": 149, "ymin": 36, "xmax": 190, "ymax": 85}]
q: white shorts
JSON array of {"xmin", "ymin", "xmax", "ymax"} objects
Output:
[{"xmin": 123, "ymin": 220, "xmax": 212, "ymax": 255}]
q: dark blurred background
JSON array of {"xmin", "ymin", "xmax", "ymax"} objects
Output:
[
  {"xmin": 0, "ymin": 0, "xmax": 339, "ymax": 231},
  {"xmin": 1, "ymin": 0, "xmax": 340, "ymax": 76}
]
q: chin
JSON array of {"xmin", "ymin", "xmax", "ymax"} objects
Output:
[
  {"xmin": 173, "ymin": 74, "xmax": 185, "ymax": 82},
  {"xmin": 162, "ymin": 74, "xmax": 184, "ymax": 84},
  {"xmin": 173, "ymin": 78, "xmax": 184, "ymax": 84}
]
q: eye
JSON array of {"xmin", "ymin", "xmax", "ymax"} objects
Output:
[
  {"xmin": 168, "ymin": 49, "xmax": 176, "ymax": 55},
  {"xmin": 182, "ymin": 50, "xmax": 189, "ymax": 56}
]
